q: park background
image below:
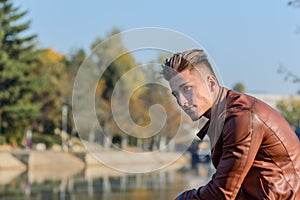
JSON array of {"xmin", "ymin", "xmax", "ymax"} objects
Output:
[{"xmin": 1, "ymin": 0, "xmax": 300, "ymax": 199}]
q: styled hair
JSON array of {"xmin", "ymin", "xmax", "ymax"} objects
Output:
[{"xmin": 162, "ymin": 49, "xmax": 216, "ymax": 81}]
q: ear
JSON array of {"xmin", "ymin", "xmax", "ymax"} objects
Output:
[{"xmin": 207, "ymin": 75, "xmax": 218, "ymax": 92}]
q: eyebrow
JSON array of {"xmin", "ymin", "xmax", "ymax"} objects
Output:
[
  {"xmin": 171, "ymin": 82, "xmax": 189, "ymax": 95},
  {"xmin": 179, "ymin": 82, "xmax": 189, "ymax": 89}
]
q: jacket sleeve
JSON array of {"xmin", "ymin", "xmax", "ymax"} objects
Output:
[
  {"xmin": 175, "ymin": 189, "xmax": 201, "ymax": 200},
  {"xmin": 198, "ymin": 110, "xmax": 263, "ymax": 199}
]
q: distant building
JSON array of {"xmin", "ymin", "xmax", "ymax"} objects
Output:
[{"xmin": 250, "ymin": 93, "xmax": 300, "ymax": 111}]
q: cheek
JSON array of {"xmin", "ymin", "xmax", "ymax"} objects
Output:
[{"xmin": 194, "ymin": 91, "xmax": 211, "ymax": 106}]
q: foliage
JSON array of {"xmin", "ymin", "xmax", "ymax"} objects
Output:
[
  {"xmin": 0, "ymin": 135, "xmax": 5, "ymax": 145},
  {"xmin": 0, "ymin": 0, "xmax": 185, "ymax": 149},
  {"xmin": 65, "ymin": 48, "xmax": 86, "ymax": 133},
  {"xmin": 277, "ymin": 66, "xmax": 300, "ymax": 95},
  {"xmin": 31, "ymin": 133, "xmax": 61, "ymax": 148},
  {"xmin": 66, "ymin": 48, "xmax": 86, "ymax": 83},
  {"xmin": 0, "ymin": 0, "xmax": 70, "ymax": 145},
  {"xmin": 0, "ymin": 0, "xmax": 40, "ymax": 144},
  {"xmin": 33, "ymin": 48, "xmax": 68, "ymax": 134},
  {"xmin": 232, "ymin": 82, "xmax": 246, "ymax": 93},
  {"xmin": 91, "ymin": 29, "xmax": 146, "ymax": 140},
  {"xmin": 288, "ymin": 0, "xmax": 300, "ymax": 7},
  {"xmin": 276, "ymin": 96, "xmax": 300, "ymax": 127}
]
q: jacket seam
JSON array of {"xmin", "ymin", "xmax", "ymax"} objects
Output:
[
  {"xmin": 225, "ymin": 109, "xmax": 254, "ymax": 198},
  {"xmin": 255, "ymin": 114, "xmax": 298, "ymax": 194}
]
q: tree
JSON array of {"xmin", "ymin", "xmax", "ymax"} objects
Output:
[
  {"xmin": 277, "ymin": 66, "xmax": 300, "ymax": 95},
  {"xmin": 288, "ymin": 0, "xmax": 300, "ymax": 7},
  {"xmin": 276, "ymin": 96, "xmax": 300, "ymax": 127},
  {"xmin": 71, "ymin": 28, "xmax": 147, "ymax": 148},
  {"xmin": 66, "ymin": 48, "xmax": 86, "ymax": 84},
  {"xmin": 135, "ymin": 57, "xmax": 182, "ymax": 150},
  {"xmin": 65, "ymin": 48, "xmax": 86, "ymax": 133},
  {"xmin": 0, "ymin": 1, "xmax": 69, "ymax": 145},
  {"xmin": 0, "ymin": 0, "xmax": 40, "ymax": 144},
  {"xmin": 232, "ymin": 82, "xmax": 246, "ymax": 93},
  {"xmin": 92, "ymin": 29, "xmax": 147, "ymax": 147},
  {"xmin": 33, "ymin": 48, "xmax": 69, "ymax": 135}
]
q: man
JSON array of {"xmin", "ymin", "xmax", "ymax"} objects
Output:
[{"xmin": 162, "ymin": 49, "xmax": 300, "ymax": 199}]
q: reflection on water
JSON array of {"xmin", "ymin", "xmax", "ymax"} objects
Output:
[{"xmin": 0, "ymin": 161, "xmax": 214, "ymax": 200}]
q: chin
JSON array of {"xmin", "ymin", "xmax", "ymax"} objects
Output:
[{"xmin": 189, "ymin": 114, "xmax": 200, "ymax": 121}]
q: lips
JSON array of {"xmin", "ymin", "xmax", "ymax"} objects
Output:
[
  {"xmin": 185, "ymin": 108, "xmax": 192, "ymax": 113},
  {"xmin": 184, "ymin": 106, "xmax": 195, "ymax": 114}
]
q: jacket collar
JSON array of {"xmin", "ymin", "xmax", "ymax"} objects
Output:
[
  {"xmin": 196, "ymin": 87, "xmax": 228, "ymax": 140},
  {"xmin": 196, "ymin": 120, "xmax": 210, "ymax": 140}
]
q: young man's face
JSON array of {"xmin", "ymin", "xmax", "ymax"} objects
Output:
[{"xmin": 169, "ymin": 68, "xmax": 213, "ymax": 121}]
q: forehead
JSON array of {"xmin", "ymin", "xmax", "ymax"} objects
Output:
[{"xmin": 169, "ymin": 69, "xmax": 204, "ymax": 89}]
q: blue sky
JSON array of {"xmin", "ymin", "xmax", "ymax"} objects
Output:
[{"xmin": 14, "ymin": 0, "xmax": 300, "ymax": 94}]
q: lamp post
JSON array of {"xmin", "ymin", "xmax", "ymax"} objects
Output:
[{"xmin": 61, "ymin": 104, "xmax": 68, "ymax": 151}]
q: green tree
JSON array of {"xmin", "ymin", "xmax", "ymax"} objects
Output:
[
  {"xmin": 33, "ymin": 48, "xmax": 69, "ymax": 135},
  {"xmin": 232, "ymin": 82, "xmax": 246, "ymax": 93},
  {"xmin": 138, "ymin": 57, "xmax": 182, "ymax": 150},
  {"xmin": 276, "ymin": 96, "xmax": 300, "ymax": 127},
  {"xmin": 66, "ymin": 48, "xmax": 86, "ymax": 82},
  {"xmin": 65, "ymin": 48, "xmax": 86, "ymax": 135},
  {"xmin": 89, "ymin": 28, "xmax": 148, "ymax": 147},
  {"xmin": 0, "ymin": 0, "xmax": 40, "ymax": 144}
]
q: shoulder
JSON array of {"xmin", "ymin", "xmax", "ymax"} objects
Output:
[
  {"xmin": 222, "ymin": 90, "xmax": 258, "ymax": 142},
  {"xmin": 225, "ymin": 89, "xmax": 257, "ymax": 114}
]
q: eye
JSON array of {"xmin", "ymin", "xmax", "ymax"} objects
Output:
[{"xmin": 183, "ymin": 85, "xmax": 192, "ymax": 92}]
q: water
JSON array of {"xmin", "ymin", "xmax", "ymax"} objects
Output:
[{"xmin": 0, "ymin": 162, "xmax": 214, "ymax": 200}]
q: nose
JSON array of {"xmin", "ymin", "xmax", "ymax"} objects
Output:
[{"xmin": 177, "ymin": 93, "xmax": 188, "ymax": 108}]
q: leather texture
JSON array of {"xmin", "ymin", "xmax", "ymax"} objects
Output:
[{"xmin": 191, "ymin": 88, "xmax": 300, "ymax": 200}]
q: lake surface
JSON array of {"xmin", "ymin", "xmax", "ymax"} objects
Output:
[{"xmin": 0, "ymin": 161, "xmax": 214, "ymax": 200}]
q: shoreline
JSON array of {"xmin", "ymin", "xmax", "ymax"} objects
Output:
[
  {"xmin": 0, "ymin": 150, "xmax": 190, "ymax": 184},
  {"xmin": 0, "ymin": 150, "xmax": 190, "ymax": 171}
]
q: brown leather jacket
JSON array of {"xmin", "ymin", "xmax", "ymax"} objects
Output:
[{"xmin": 196, "ymin": 88, "xmax": 300, "ymax": 200}]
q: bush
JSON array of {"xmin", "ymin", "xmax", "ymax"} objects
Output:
[
  {"xmin": 0, "ymin": 135, "xmax": 6, "ymax": 145},
  {"xmin": 31, "ymin": 134, "xmax": 61, "ymax": 149}
]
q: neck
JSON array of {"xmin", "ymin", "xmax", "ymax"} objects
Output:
[{"xmin": 203, "ymin": 86, "xmax": 224, "ymax": 119}]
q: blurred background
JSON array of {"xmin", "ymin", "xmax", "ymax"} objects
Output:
[{"xmin": 1, "ymin": 0, "xmax": 300, "ymax": 199}]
